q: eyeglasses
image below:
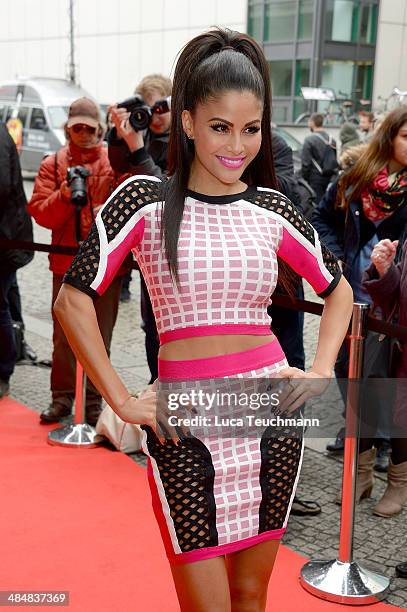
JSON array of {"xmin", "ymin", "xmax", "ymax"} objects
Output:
[{"xmin": 71, "ymin": 124, "xmax": 97, "ymax": 135}]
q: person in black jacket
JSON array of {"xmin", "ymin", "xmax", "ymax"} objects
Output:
[
  {"xmin": 301, "ymin": 113, "xmax": 339, "ymax": 203},
  {"xmin": 0, "ymin": 123, "xmax": 34, "ymax": 397},
  {"xmin": 108, "ymin": 74, "xmax": 172, "ymax": 383},
  {"xmin": 269, "ymin": 131, "xmax": 304, "ymax": 371}
]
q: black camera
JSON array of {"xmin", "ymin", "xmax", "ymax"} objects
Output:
[
  {"xmin": 117, "ymin": 94, "xmax": 171, "ymax": 131},
  {"xmin": 66, "ymin": 166, "xmax": 90, "ymax": 207}
]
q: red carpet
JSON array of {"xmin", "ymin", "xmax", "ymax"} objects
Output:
[{"xmin": 0, "ymin": 398, "xmax": 401, "ymax": 611}]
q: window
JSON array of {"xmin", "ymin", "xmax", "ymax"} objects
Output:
[
  {"xmin": 321, "ymin": 60, "xmax": 354, "ymax": 98},
  {"xmin": 355, "ymin": 63, "xmax": 373, "ymax": 100},
  {"xmin": 298, "ymin": 0, "xmax": 314, "ymax": 40},
  {"xmin": 48, "ymin": 106, "xmax": 69, "ymax": 129},
  {"xmin": 295, "ymin": 59, "xmax": 311, "ymax": 96},
  {"xmin": 325, "ymin": 0, "xmax": 359, "ymax": 42},
  {"xmin": 5, "ymin": 106, "xmax": 29, "ymax": 126},
  {"xmin": 248, "ymin": 4, "xmax": 263, "ymax": 41},
  {"xmin": 30, "ymin": 108, "xmax": 48, "ymax": 131},
  {"xmin": 269, "ymin": 60, "xmax": 293, "ymax": 96},
  {"xmin": 360, "ymin": 3, "xmax": 378, "ymax": 44},
  {"xmin": 272, "ymin": 105, "xmax": 289, "ymax": 123},
  {"xmin": 264, "ymin": 1, "xmax": 296, "ymax": 42}
]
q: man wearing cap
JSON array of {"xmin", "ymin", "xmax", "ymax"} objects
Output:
[{"xmin": 28, "ymin": 97, "xmax": 122, "ymax": 426}]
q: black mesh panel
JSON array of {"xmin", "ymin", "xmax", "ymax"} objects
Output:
[
  {"xmin": 247, "ymin": 190, "xmax": 316, "ymax": 246},
  {"xmin": 320, "ymin": 241, "xmax": 342, "ymax": 278},
  {"xmin": 258, "ymin": 424, "xmax": 303, "ymax": 533},
  {"xmin": 63, "ymin": 222, "xmax": 101, "ymax": 296},
  {"xmin": 143, "ymin": 428, "xmax": 219, "ymax": 552},
  {"xmin": 101, "ymin": 179, "xmax": 162, "ymax": 243}
]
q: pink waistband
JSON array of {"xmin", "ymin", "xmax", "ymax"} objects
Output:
[
  {"xmin": 159, "ymin": 324, "xmax": 273, "ymax": 345},
  {"xmin": 158, "ymin": 339, "xmax": 286, "ymax": 380}
]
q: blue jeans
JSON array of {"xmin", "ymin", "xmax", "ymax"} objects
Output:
[{"xmin": 0, "ymin": 271, "xmax": 17, "ymax": 382}]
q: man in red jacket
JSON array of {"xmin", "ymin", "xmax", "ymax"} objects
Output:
[{"xmin": 28, "ymin": 98, "xmax": 122, "ymax": 426}]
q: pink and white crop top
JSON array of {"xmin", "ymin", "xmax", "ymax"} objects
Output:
[{"xmin": 63, "ymin": 175, "xmax": 342, "ymax": 345}]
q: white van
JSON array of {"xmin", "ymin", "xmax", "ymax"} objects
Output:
[{"xmin": 0, "ymin": 77, "xmax": 94, "ymax": 173}]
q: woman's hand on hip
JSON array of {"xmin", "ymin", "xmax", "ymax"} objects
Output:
[
  {"xmin": 275, "ymin": 367, "xmax": 331, "ymax": 415},
  {"xmin": 117, "ymin": 381, "xmax": 186, "ymax": 446}
]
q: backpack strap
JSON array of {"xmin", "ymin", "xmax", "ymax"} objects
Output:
[
  {"xmin": 53, "ymin": 151, "xmax": 60, "ymax": 187},
  {"xmin": 313, "ymin": 132, "xmax": 335, "ymax": 148}
]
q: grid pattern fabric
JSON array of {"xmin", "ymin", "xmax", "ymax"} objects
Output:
[
  {"xmin": 142, "ymin": 356, "xmax": 305, "ymax": 557},
  {"xmin": 62, "ymin": 222, "xmax": 101, "ymax": 296},
  {"xmin": 101, "ymin": 179, "xmax": 162, "ymax": 243},
  {"xmin": 246, "ymin": 189, "xmax": 316, "ymax": 245},
  {"xmin": 63, "ymin": 176, "xmax": 341, "ymax": 337},
  {"xmin": 138, "ymin": 198, "xmax": 281, "ymax": 336},
  {"xmin": 258, "ymin": 426, "xmax": 303, "ymax": 533},
  {"xmin": 142, "ymin": 428, "xmax": 218, "ymax": 552}
]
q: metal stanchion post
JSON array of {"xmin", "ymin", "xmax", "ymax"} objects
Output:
[
  {"xmin": 48, "ymin": 359, "xmax": 101, "ymax": 448},
  {"xmin": 300, "ymin": 303, "xmax": 390, "ymax": 605}
]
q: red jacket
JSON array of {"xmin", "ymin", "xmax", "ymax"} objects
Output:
[{"xmin": 28, "ymin": 141, "xmax": 116, "ymax": 275}]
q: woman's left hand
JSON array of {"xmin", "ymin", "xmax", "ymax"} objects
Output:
[{"xmin": 274, "ymin": 367, "xmax": 331, "ymax": 415}]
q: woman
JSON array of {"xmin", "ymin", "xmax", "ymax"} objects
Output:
[
  {"xmin": 313, "ymin": 108, "xmax": 407, "ymax": 474},
  {"xmin": 54, "ymin": 30, "xmax": 352, "ymax": 611},
  {"xmin": 363, "ymin": 234, "xmax": 407, "ymax": 519},
  {"xmin": 364, "ymin": 237, "xmax": 407, "ymax": 575}
]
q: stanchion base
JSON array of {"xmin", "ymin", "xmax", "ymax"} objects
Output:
[
  {"xmin": 300, "ymin": 559, "xmax": 390, "ymax": 605},
  {"xmin": 47, "ymin": 423, "xmax": 101, "ymax": 448}
]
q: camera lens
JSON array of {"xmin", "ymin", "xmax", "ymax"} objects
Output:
[{"xmin": 129, "ymin": 107, "xmax": 151, "ymax": 131}]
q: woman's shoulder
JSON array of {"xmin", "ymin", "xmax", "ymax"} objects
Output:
[
  {"xmin": 101, "ymin": 174, "xmax": 164, "ymax": 216},
  {"xmin": 115, "ymin": 174, "xmax": 164, "ymax": 199},
  {"xmin": 247, "ymin": 185, "xmax": 296, "ymax": 215}
]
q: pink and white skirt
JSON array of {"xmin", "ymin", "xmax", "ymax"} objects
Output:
[{"xmin": 140, "ymin": 339, "xmax": 304, "ymax": 565}]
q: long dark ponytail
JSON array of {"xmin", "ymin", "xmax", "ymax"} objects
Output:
[{"xmin": 161, "ymin": 28, "xmax": 293, "ymax": 293}]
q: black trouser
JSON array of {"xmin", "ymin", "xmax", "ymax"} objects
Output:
[
  {"xmin": 8, "ymin": 274, "xmax": 23, "ymax": 323},
  {"xmin": 0, "ymin": 271, "xmax": 17, "ymax": 382},
  {"xmin": 140, "ymin": 274, "xmax": 159, "ymax": 384},
  {"xmin": 268, "ymin": 282, "xmax": 305, "ymax": 370},
  {"xmin": 335, "ymin": 334, "xmax": 394, "ymax": 453}
]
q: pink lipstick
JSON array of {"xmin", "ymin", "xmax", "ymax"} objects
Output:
[{"xmin": 216, "ymin": 155, "xmax": 246, "ymax": 169}]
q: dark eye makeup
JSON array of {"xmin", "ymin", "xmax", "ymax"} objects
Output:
[{"xmin": 209, "ymin": 123, "xmax": 261, "ymax": 133}]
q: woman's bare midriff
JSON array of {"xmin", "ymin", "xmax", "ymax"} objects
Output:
[{"xmin": 158, "ymin": 334, "xmax": 276, "ymax": 361}]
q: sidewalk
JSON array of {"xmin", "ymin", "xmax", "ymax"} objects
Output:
[{"xmin": 7, "ymin": 183, "xmax": 407, "ymax": 609}]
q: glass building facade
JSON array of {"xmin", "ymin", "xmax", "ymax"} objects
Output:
[{"xmin": 248, "ymin": 0, "xmax": 379, "ymax": 123}]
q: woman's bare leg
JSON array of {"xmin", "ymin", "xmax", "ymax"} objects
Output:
[
  {"xmin": 226, "ymin": 540, "xmax": 281, "ymax": 612},
  {"xmin": 170, "ymin": 555, "xmax": 231, "ymax": 612}
]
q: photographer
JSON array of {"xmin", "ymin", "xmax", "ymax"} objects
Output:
[
  {"xmin": 28, "ymin": 97, "xmax": 121, "ymax": 426},
  {"xmin": 108, "ymin": 74, "xmax": 171, "ymax": 180},
  {"xmin": 108, "ymin": 74, "xmax": 172, "ymax": 382}
]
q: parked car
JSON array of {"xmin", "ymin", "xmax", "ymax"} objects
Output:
[
  {"xmin": 0, "ymin": 77, "xmax": 93, "ymax": 173},
  {"xmin": 272, "ymin": 124, "xmax": 302, "ymax": 172}
]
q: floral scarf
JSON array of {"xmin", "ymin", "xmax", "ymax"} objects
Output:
[{"xmin": 361, "ymin": 166, "xmax": 407, "ymax": 221}]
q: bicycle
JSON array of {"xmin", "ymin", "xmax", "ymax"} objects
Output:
[
  {"xmin": 295, "ymin": 102, "xmax": 337, "ymax": 125},
  {"xmin": 387, "ymin": 87, "xmax": 407, "ymax": 110},
  {"xmin": 376, "ymin": 87, "xmax": 407, "ymax": 113}
]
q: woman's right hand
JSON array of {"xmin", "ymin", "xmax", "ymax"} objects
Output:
[
  {"xmin": 117, "ymin": 382, "xmax": 183, "ymax": 446},
  {"xmin": 117, "ymin": 389, "xmax": 157, "ymax": 428},
  {"xmin": 371, "ymin": 239, "xmax": 398, "ymax": 276}
]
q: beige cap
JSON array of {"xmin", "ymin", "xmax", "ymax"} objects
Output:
[{"xmin": 66, "ymin": 97, "xmax": 100, "ymax": 128}]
